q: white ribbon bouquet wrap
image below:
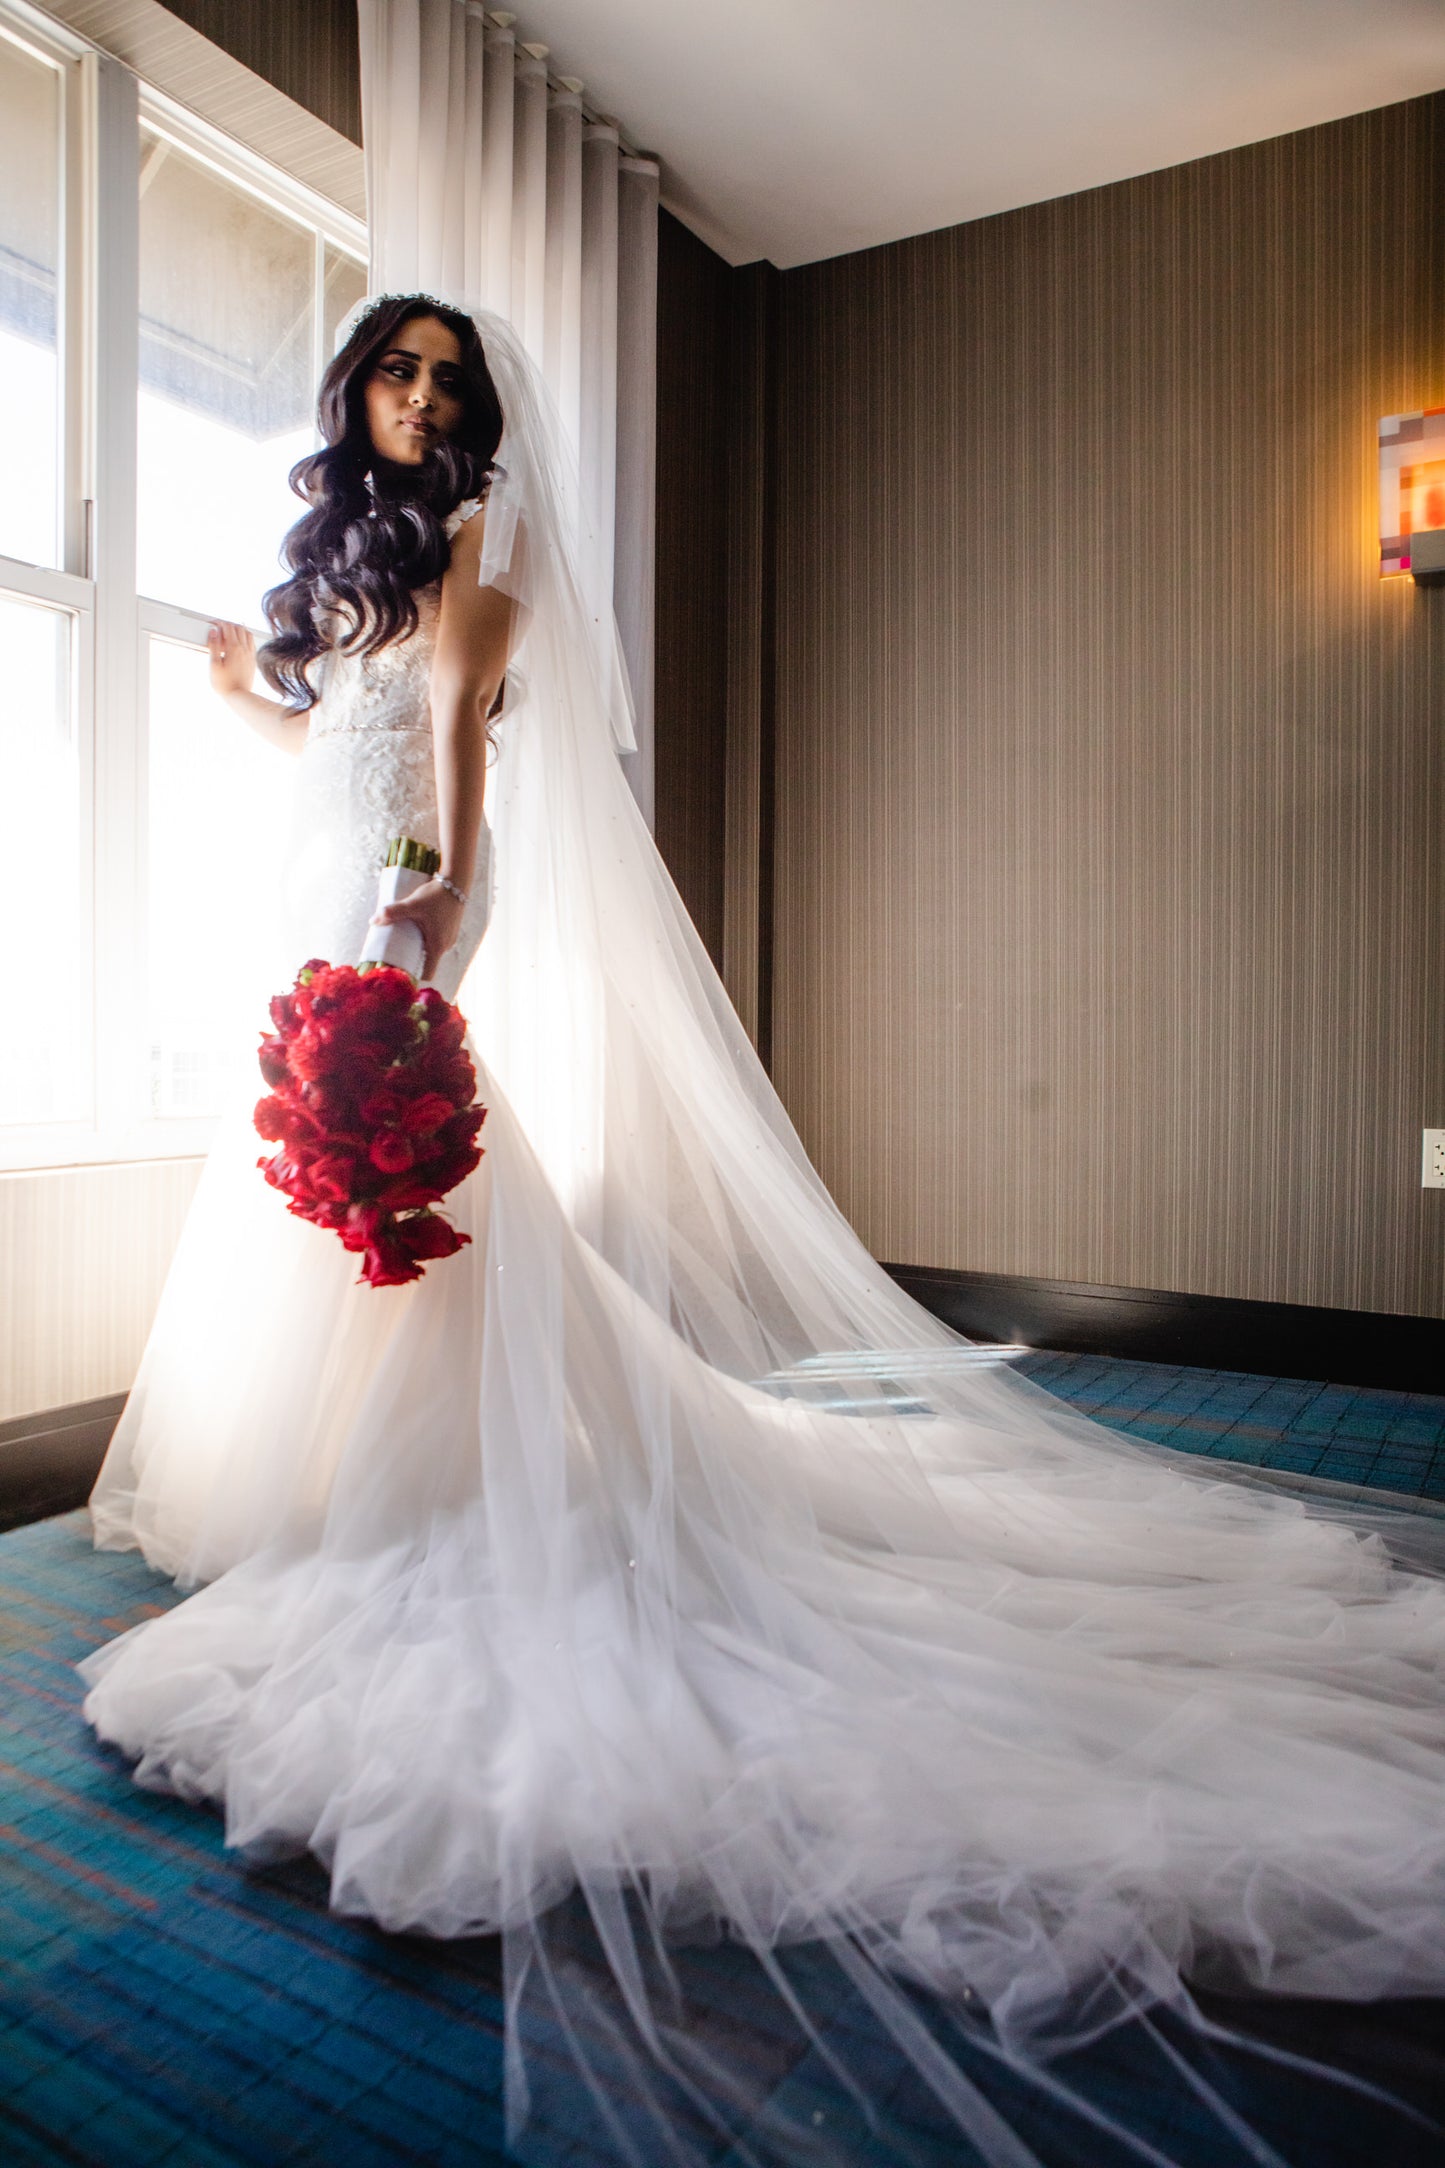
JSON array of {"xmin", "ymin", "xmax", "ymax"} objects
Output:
[{"xmin": 358, "ymin": 836, "xmax": 435, "ymax": 980}]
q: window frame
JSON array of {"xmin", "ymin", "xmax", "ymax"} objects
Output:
[{"xmin": 0, "ymin": 0, "xmax": 365, "ymax": 1172}]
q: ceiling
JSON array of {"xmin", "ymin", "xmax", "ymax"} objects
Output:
[{"xmin": 511, "ymin": 0, "xmax": 1445, "ymax": 269}]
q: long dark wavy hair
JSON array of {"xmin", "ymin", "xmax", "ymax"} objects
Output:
[{"xmin": 259, "ymin": 295, "xmax": 504, "ymax": 707}]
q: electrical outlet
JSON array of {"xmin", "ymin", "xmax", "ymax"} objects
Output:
[{"xmin": 1424, "ymin": 1130, "xmax": 1445, "ymax": 1189}]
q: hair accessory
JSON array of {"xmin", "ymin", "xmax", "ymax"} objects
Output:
[{"xmin": 333, "ymin": 290, "xmax": 468, "ymax": 357}]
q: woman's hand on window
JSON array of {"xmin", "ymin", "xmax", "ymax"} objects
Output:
[
  {"xmin": 208, "ymin": 621, "xmax": 257, "ymax": 700},
  {"xmin": 206, "ymin": 623, "xmax": 308, "ymax": 753}
]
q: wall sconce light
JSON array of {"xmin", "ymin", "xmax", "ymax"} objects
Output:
[{"xmin": 1379, "ymin": 408, "xmax": 1445, "ymax": 583}]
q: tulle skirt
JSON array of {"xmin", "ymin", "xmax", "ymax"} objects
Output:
[
  {"xmin": 83, "ymin": 1048, "xmax": 1445, "ymax": 2157},
  {"xmin": 82, "ymin": 597, "xmax": 1445, "ymax": 2158}
]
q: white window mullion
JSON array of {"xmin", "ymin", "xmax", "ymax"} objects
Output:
[
  {"xmin": 65, "ymin": 52, "xmax": 98, "ymax": 1136},
  {"xmin": 88, "ymin": 49, "xmax": 143, "ymax": 1141},
  {"xmin": 0, "ymin": 561, "xmax": 92, "ymax": 1145},
  {"xmin": 70, "ymin": 589, "xmax": 96, "ymax": 1129},
  {"xmin": 314, "ymin": 226, "xmax": 327, "ymax": 414},
  {"xmin": 60, "ymin": 48, "xmax": 89, "ymax": 578}
]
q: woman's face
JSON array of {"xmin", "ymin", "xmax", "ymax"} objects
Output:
[{"xmin": 363, "ymin": 313, "xmax": 466, "ymax": 466}]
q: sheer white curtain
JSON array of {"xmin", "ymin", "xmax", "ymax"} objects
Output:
[{"xmin": 356, "ymin": 0, "xmax": 659, "ymax": 812}]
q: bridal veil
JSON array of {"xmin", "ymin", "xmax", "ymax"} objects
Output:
[{"xmin": 84, "ymin": 304, "xmax": 1445, "ymax": 2168}]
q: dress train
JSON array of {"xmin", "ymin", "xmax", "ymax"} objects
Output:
[{"xmin": 82, "ymin": 307, "xmax": 1445, "ymax": 2166}]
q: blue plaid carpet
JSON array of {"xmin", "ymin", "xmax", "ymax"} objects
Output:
[{"xmin": 2, "ymin": 1352, "xmax": 1442, "ymax": 2165}]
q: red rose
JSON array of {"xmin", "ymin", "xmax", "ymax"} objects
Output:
[
  {"xmin": 431, "ymin": 1021, "xmax": 466, "ymax": 1060},
  {"xmin": 253, "ymin": 1094, "xmax": 290, "ymax": 1141},
  {"xmin": 360, "ymin": 966, "xmax": 416, "ymax": 1012},
  {"xmin": 400, "ymin": 1210, "xmax": 468, "ymax": 1263},
  {"xmin": 420, "ymin": 1148, "xmax": 481, "ymax": 1196},
  {"xmin": 360, "ymin": 1229, "xmax": 423, "ymax": 1287},
  {"xmin": 261, "ymin": 1149, "xmax": 302, "ymax": 1194},
  {"xmin": 375, "ymin": 1171, "xmax": 441, "ymax": 1210},
  {"xmin": 360, "ymin": 1085, "xmax": 405, "ymax": 1127},
  {"xmin": 417, "ymin": 1055, "xmax": 475, "ymax": 1104},
  {"xmin": 339, "ymin": 1200, "xmax": 385, "ymax": 1252},
  {"xmin": 439, "ymin": 1106, "xmax": 485, "ymax": 1148},
  {"xmin": 305, "ymin": 963, "xmax": 356, "ymax": 1005},
  {"xmin": 288, "ymin": 1028, "xmax": 334, "ymax": 1082},
  {"xmin": 413, "ymin": 991, "xmax": 466, "ymax": 1051},
  {"xmin": 258, "ymin": 1034, "xmax": 291, "ymax": 1086},
  {"xmin": 303, "ymin": 1151, "xmax": 355, "ymax": 1204},
  {"xmin": 254, "ymin": 1094, "xmax": 319, "ymax": 1146},
  {"xmin": 368, "ymin": 1132, "xmax": 414, "ymax": 1175},
  {"xmin": 301, "ymin": 1082, "xmax": 342, "ymax": 1124},
  {"xmin": 400, "ymin": 1091, "xmax": 455, "ymax": 1136},
  {"xmin": 420, "ymin": 1007, "xmax": 467, "ymax": 1054}
]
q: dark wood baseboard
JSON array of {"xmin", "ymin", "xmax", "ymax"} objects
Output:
[
  {"xmin": 0, "ymin": 1394, "xmax": 125, "ymax": 1534},
  {"xmin": 884, "ymin": 1265, "xmax": 1445, "ymax": 1394},
  {"xmin": 2, "ymin": 1274, "xmax": 1441, "ymax": 1540}
]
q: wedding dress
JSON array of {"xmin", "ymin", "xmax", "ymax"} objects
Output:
[{"xmin": 82, "ymin": 309, "xmax": 1445, "ymax": 2167}]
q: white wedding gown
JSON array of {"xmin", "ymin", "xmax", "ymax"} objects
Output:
[{"xmin": 81, "ymin": 317, "xmax": 1445, "ymax": 2167}]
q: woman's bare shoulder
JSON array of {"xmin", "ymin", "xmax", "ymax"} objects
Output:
[
  {"xmin": 444, "ymin": 499, "xmax": 489, "ymax": 586},
  {"xmin": 445, "ymin": 496, "xmax": 487, "ymax": 547}
]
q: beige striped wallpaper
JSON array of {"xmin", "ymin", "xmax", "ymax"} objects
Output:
[
  {"xmin": 655, "ymin": 94, "xmax": 1445, "ymax": 1320},
  {"xmin": 654, "ymin": 213, "xmax": 733, "ymax": 970},
  {"xmin": 44, "ymin": 0, "xmax": 364, "ymax": 215},
  {"xmin": 147, "ymin": 0, "xmax": 360, "ymax": 142},
  {"xmin": 765, "ymin": 94, "xmax": 1445, "ymax": 1317}
]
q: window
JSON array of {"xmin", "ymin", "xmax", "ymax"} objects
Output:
[
  {"xmin": 0, "ymin": 25, "xmax": 62, "ymax": 568},
  {"xmin": 0, "ymin": 590, "xmax": 86, "ymax": 1125},
  {"xmin": 134, "ymin": 123, "xmax": 365, "ymax": 1118},
  {"xmin": 136, "ymin": 125, "xmax": 366, "ymax": 621},
  {"xmin": 0, "ymin": 12, "xmax": 86, "ymax": 1140},
  {"xmin": 0, "ymin": 3, "xmax": 366, "ymax": 1168}
]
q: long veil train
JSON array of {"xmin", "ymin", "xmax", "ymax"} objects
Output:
[{"xmin": 83, "ymin": 307, "xmax": 1445, "ymax": 2166}]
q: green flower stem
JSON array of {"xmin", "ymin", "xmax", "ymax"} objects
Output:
[{"xmin": 385, "ymin": 836, "xmax": 441, "ymax": 876}]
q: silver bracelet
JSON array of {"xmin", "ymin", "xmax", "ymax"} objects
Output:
[{"xmin": 436, "ymin": 872, "xmax": 470, "ymax": 907}]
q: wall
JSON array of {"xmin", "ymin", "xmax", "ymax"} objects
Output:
[
  {"xmin": 0, "ymin": 1162, "xmax": 203, "ymax": 1422},
  {"xmin": 710, "ymin": 92, "xmax": 1445, "ymax": 1318},
  {"xmin": 12, "ymin": 50, "xmax": 1440, "ymax": 1433},
  {"xmin": 135, "ymin": 43, "xmax": 1443, "ymax": 1322},
  {"xmin": 152, "ymin": 0, "xmax": 360, "ymax": 139},
  {"xmin": 653, "ymin": 210, "xmax": 733, "ymax": 966}
]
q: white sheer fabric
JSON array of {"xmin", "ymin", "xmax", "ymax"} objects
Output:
[
  {"xmin": 543, "ymin": 87, "xmax": 583, "ymax": 452},
  {"xmin": 83, "ymin": 309, "xmax": 1445, "ymax": 2167},
  {"xmin": 614, "ymin": 154, "xmax": 660, "ymax": 826},
  {"xmin": 510, "ymin": 47, "xmax": 548, "ymax": 366},
  {"xmin": 357, "ymin": 0, "xmax": 659, "ymax": 808}
]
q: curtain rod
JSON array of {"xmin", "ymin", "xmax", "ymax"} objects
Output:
[{"xmin": 477, "ymin": 4, "xmax": 658, "ymax": 169}]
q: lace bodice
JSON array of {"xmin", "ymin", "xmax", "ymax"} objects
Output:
[
  {"xmin": 307, "ymin": 589, "xmax": 445, "ymax": 745},
  {"xmin": 307, "ymin": 494, "xmax": 486, "ymax": 745},
  {"xmin": 283, "ymin": 499, "xmax": 492, "ymax": 1000}
]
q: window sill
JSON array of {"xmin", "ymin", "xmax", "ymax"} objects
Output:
[{"xmin": 0, "ymin": 1123, "xmax": 214, "ymax": 1175}]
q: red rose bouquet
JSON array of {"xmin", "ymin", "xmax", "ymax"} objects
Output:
[{"xmin": 254, "ymin": 843, "xmax": 485, "ymax": 1286}]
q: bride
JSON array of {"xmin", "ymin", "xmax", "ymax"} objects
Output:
[{"xmin": 81, "ymin": 293, "xmax": 1445, "ymax": 2166}]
